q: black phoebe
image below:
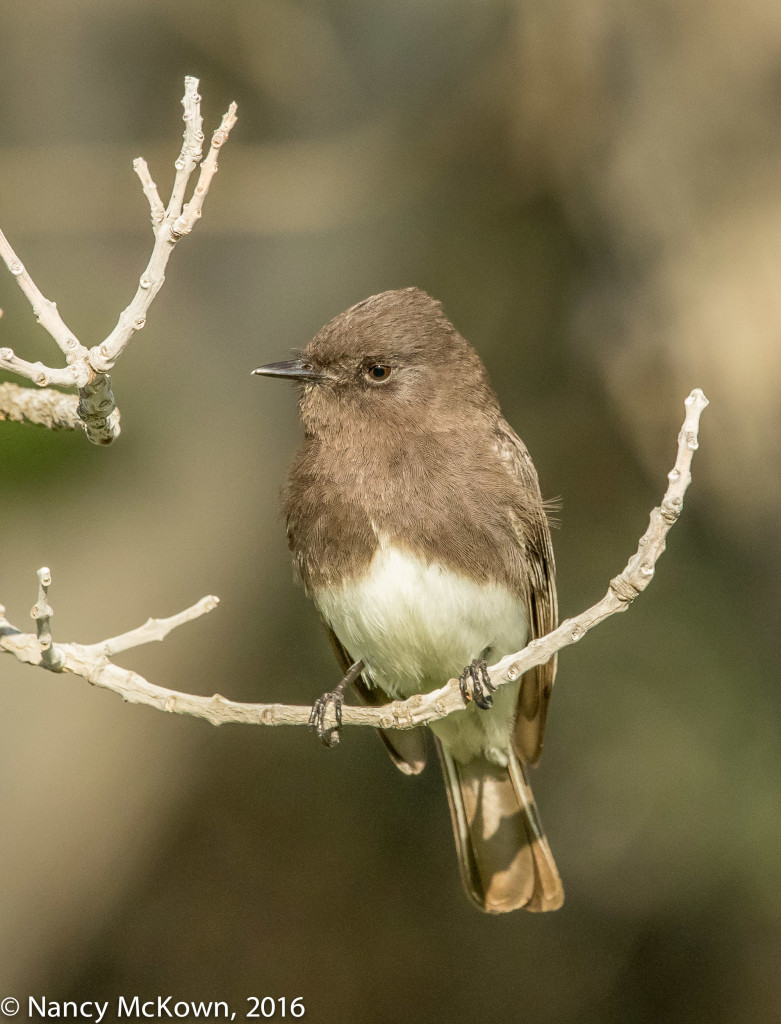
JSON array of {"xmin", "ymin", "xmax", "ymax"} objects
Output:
[{"xmin": 254, "ymin": 287, "xmax": 562, "ymax": 913}]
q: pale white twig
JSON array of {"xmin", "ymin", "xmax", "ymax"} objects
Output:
[
  {"xmin": 1, "ymin": 574, "xmax": 220, "ymax": 699},
  {"xmin": 0, "ymin": 228, "xmax": 83, "ymax": 368},
  {"xmin": 133, "ymin": 158, "xmax": 165, "ymax": 225},
  {"xmin": 91, "ymin": 79, "xmax": 237, "ymax": 372},
  {"xmin": 0, "ymin": 380, "xmax": 121, "ymax": 435},
  {"xmin": 167, "ymin": 76, "xmax": 204, "ymax": 221},
  {"xmin": 0, "ymin": 381, "xmax": 79, "ymax": 430},
  {"xmin": 0, "ymin": 391, "xmax": 708, "ymax": 735},
  {"xmin": 29, "ymin": 568, "xmax": 64, "ymax": 671},
  {"xmin": 173, "ymin": 102, "xmax": 239, "ymax": 237},
  {"xmin": 0, "ymin": 76, "xmax": 237, "ymax": 442},
  {"xmin": 88, "ymin": 596, "xmax": 220, "ymax": 658},
  {"xmin": 0, "ymin": 347, "xmax": 76, "ymax": 388}
]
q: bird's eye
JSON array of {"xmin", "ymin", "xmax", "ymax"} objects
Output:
[{"xmin": 366, "ymin": 364, "xmax": 392, "ymax": 382}]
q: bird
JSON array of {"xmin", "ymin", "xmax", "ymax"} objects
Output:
[{"xmin": 253, "ymin": 287, "xmax": 563, "ymax": 913}]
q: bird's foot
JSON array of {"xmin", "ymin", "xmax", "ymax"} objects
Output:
[
  {"xmin": 459, "ymin": 658, "xmax": 496, "ymax": 710},
  {"xmin": 308, "ymin": 661, "xmax": 364, "ymax": 748},
  {"xmin": 308, "ymin": 687, "xmax": 345, "ymax": 746}
]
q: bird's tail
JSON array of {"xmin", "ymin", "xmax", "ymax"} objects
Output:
[{"xmin": 435, "ymin": 738, "xmax": 563, "ymax": 913}]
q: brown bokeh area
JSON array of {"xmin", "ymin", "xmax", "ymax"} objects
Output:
[{"xmin": 1, "ymin": 3, "xmax": 779, "ymax": 1022}]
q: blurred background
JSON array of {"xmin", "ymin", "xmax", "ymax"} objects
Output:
[{"xmin": 1, "ymin": 1, "xmax": 779, "ymax": 1021}]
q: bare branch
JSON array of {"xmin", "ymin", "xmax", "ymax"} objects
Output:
[
  {"xmin": 173, "ymin": 102, "xmax": 239, "ymax": 237},
  {"xmin": 167, "ymin": 76, "xmax": 205, "ymax": 221},
  {"xmin": 0, "ymin": 352, "xmax": 76, "ymax": 389},
  {"xmin": 1, "ymin": 573, "xmax": 221, "ymax": 714},
  {"xmin": 75, "ymin": 373, "xmax": 122, "ymax": 445},
  {"xmin": 0, "ymin": 228, "xmax": 84, "ymax": 368},
  {"xmin": 0, "ymin": 380, "xmax": 122, "ymax": 435},
  {"xmin": 88, "ymin": 595, "xmax": 220, "ymax": 658},
  {"xmin": 29, "ymin": 567, "xmax": 64, "ymax": 671},
  {"xmin": 133, "ymin": 157, "xmax": 165, "ymax": 225},
  {"xmin": 91, "ymin": 79, "xmax": 236, "ymax": 373},
  {"xmin": 0, "ymin": 76, "xmax": 237, "ymax": 442},
  {"xmin": 0, "ymin": 391, "xmax": 708, "ymax": 735}
]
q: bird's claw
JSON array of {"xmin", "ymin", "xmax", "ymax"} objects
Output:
[
  {"xmin": 459, "ymin": 658, "xmax": 496, "ymax": 710},
  {"xmin": 308, "ymin": 689, "xmax": 344, "ymax": 746}
]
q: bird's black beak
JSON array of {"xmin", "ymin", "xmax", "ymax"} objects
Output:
[{"xmin": 252, "ymin": 358, "xmax": 330, "ymax": 383}]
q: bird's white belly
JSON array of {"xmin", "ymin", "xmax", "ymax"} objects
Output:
[{"xmin": 314, "ymin": 545, "xmax": 527, "ymax": 701}]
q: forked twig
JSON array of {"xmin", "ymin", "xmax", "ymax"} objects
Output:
[{"xmin": 0, "ymin": 77, "xmax": 237, "ymax": 444}]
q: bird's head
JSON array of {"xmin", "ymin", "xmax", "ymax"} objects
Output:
[{"xmin": 253, "ymin": 287, "xmax": 497, "ymax": 437}]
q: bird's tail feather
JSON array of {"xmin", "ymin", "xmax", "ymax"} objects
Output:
[{"xmin": 435, "ymin": 738, "xmax": 563, "ymax": 913}]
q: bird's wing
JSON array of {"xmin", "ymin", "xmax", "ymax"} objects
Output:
[
  {"xmin": 325, "ymin": 625, "xmax": 427, "ymax": 775},
  {"xmin": 494, "ymin": 419, "xmax": 558, "ymax": 766}
]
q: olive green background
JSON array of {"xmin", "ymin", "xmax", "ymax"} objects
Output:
[{"xmin": 1, "ymin": 2, "xmax": 779, "ymax": 1022}]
